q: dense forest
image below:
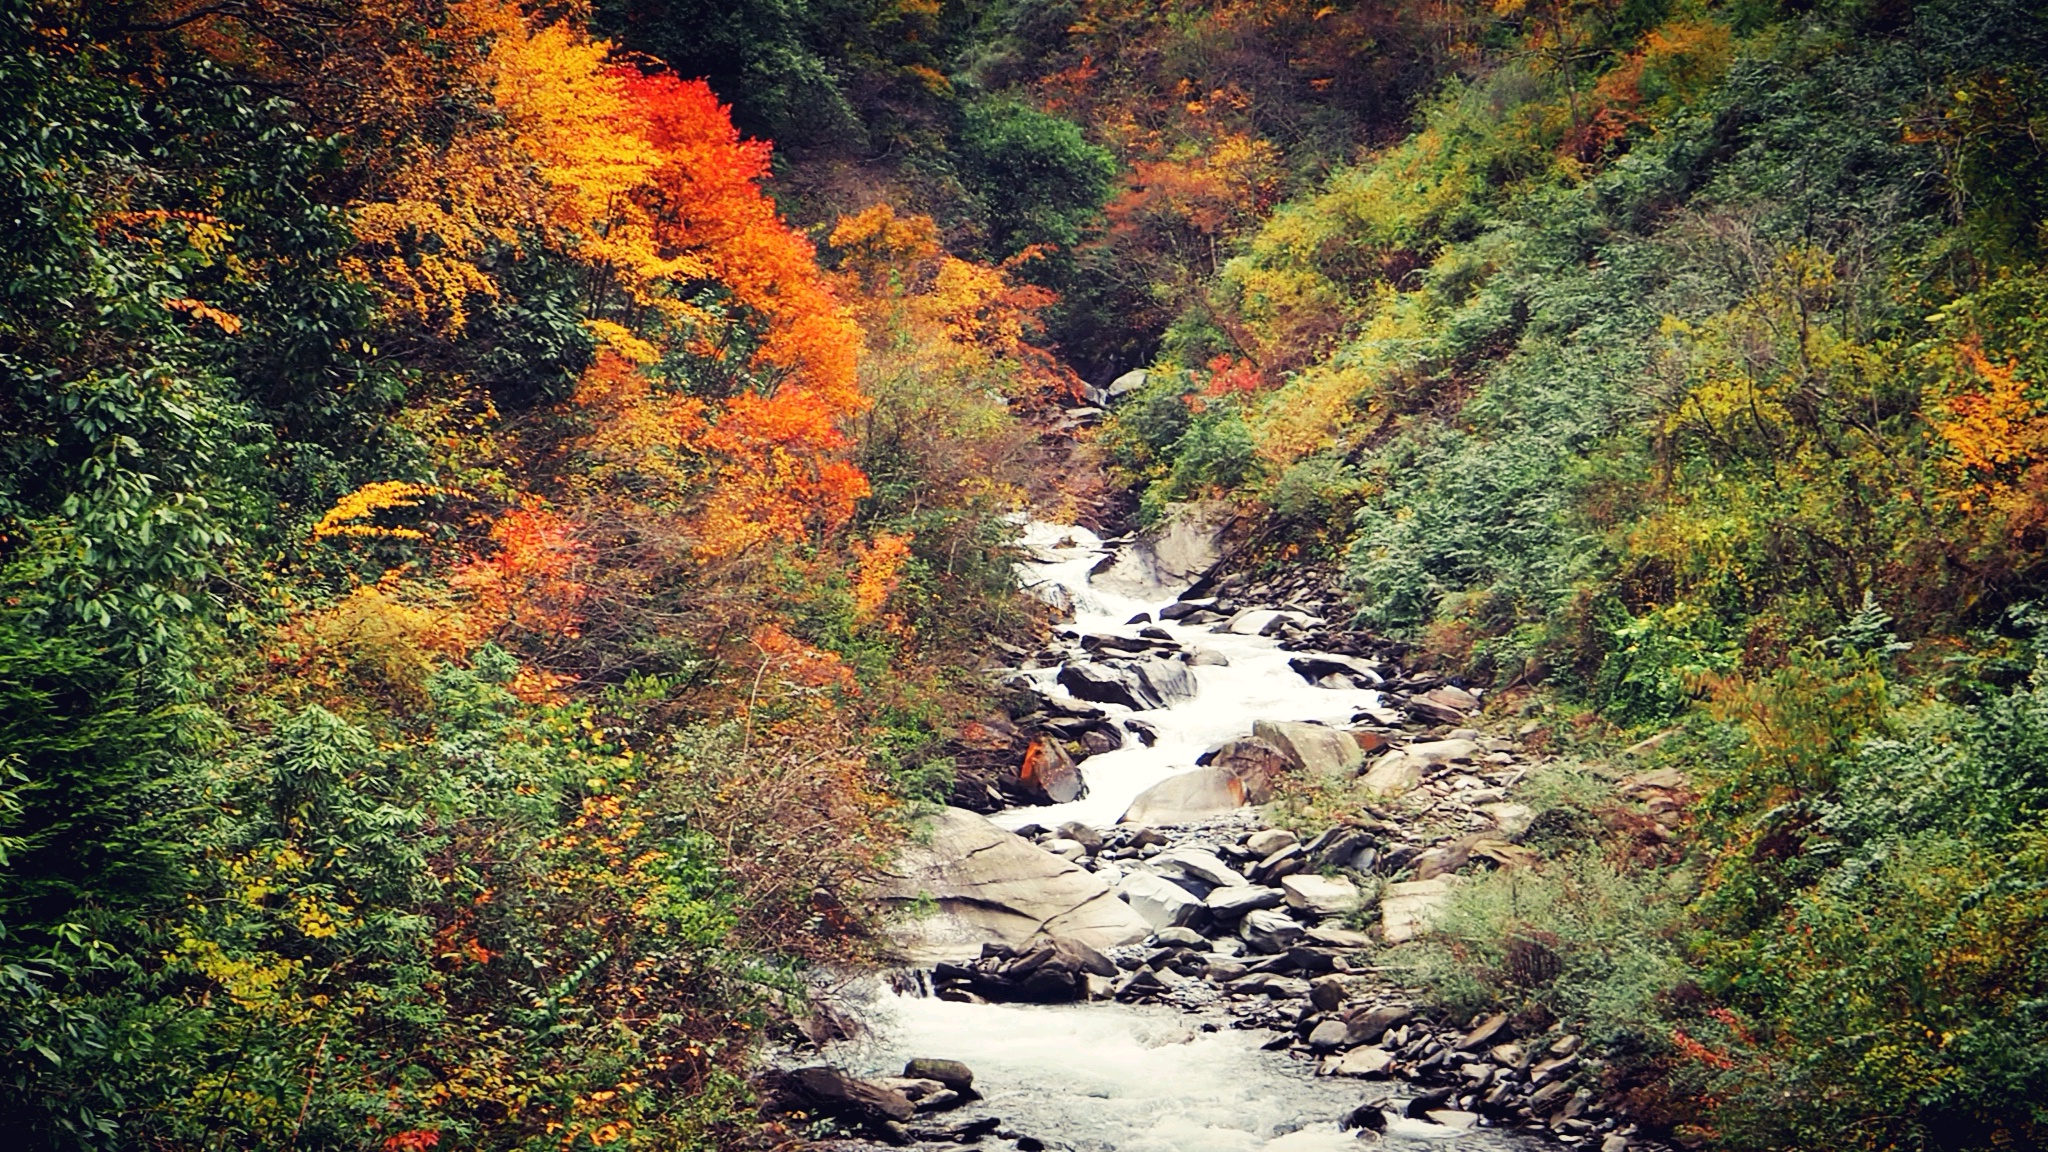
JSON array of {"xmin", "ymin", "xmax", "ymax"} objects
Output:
[{"xmin": 1, "ymin": 0, "xmax": 2044, "ymax": 1149}]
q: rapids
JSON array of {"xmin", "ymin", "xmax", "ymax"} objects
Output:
[{"xmin": 815, "ymin": 524, "xmax": 1549, "ymax": 1151}]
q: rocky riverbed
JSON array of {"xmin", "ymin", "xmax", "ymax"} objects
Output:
[{"xmin": 764, "ymin": 521, "xmax": 1678, "ymax": 1152}]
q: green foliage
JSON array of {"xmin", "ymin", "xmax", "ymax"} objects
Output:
[
  {"xmin": 1397, "ymin": 848, "xmax": 1695, "ymax": 1053},
  {"xmin": 954, "ymin": 98, "xmax": 1116, "ymax": 259}
]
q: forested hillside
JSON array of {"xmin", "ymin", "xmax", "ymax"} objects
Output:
[{"xmin": 2, "ymin": 0, "xmax": 2044, "ymax": 1149}]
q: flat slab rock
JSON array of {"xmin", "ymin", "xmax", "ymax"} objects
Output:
[
  {"xmin": 1379, "ymin": 877, "xmax": 1458, "ymax": 945},
  {"xmin": 1280, "ymin": 873, "xmax": 1364, "ymax": 918},
  {"xmin": 873, "ymin": 807, "xmax": 1149, "ymax": 962}
]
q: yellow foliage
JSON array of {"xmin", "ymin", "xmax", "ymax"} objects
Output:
[
  {"xmin": 288, "ymin": 579, "xmax": 475, "ymax": 701},
  {"xmin": 1249, "ymin": 286, "xmax": 1418, "ymax": 465},
  {"xmin": 309, "ymin": 481, "xmax": 440, "ymax": 541},
  {"xmin": 585, "ymin": 318, "xmax": 660, "ymax": 364},
  {"xmin": 850, "ymin": 532, "xmax": 914, "ymax": 622}
]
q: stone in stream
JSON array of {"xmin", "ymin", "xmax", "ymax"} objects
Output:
[
  {"xmin": 1114, "ymin": 870, "xmax": 1205, "ymax": 930},
  {"xmin": 1186, "ymin": 647, "xmax": 1231, "ymax": 667},
  {"xmin": 872, "ymin": 807, "xmax": 1149, "ymax": 962},
  {"xmin": 932, "ymin": 934, "xmax": 1118, "ymax": 1003},
  {"xmin": 873, "ymin": 1076, "xmax": 955, "ymax": 1110},
  {"xmin": 1157, "ymin": 598, "xmax": 1215, "ymax": 622},
  {"xmin": 1253, "ymin": 720, "xmax": 1366, "ymax": 781},
  {"xmin": 763, "ymin": 1066, "xmax": 916, "ymax": 1130},
  {"xmin": 1199, "ymin": 737, "xmax": 1292, "ymax": 802},
  {"xmin": 1079, "ymin": 726, "xmax": 1122, "ymax": 756},
  {"xmin": 1009, "ymin": 735, "xmax": 1087, "ymax": 805},
  {"xmin": 903, "ymin": 1058, "xmax": 975, "ymax": 1092},
  {"xmin": 1056, "ymin": 662, "xmax": 1158, "ymax": 711},
  {"xmin": 1119, "ymin": 767, "xmax": 1247, "ymax": 824},
  {"xmin": 1130, "ymin": 657, "xmax": 1198, "ymax": 708},
  {"xmin": 1057, "ymin": 657, "xmax": 1199, "ymax": 712}
]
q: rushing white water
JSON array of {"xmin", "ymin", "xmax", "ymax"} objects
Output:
[
  {"xmin": 816, "ymin": 523, "xmax": 1546, "ymax": 1151},
  {"xmin": 1001, "ymin": 521, "xmax": 1385, "ymax": 830}
]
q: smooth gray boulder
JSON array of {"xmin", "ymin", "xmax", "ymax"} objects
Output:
[
  {"xmin": 1119, "ymin": 767, "xmax": 1248, "ymax": 824},
  {"xmin": 874, "ymin": 807, "xmax": 1150, "ymax": 962},
  {"xmin": 1093, "ymin": 500, "xmax": 1231, "ymax": 599}
]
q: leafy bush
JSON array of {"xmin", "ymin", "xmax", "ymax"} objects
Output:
[{"xmin": 1395, "ymin": 847, "xmax": 1695, "ymax": 1053}]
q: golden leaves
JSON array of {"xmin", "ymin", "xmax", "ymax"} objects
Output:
[
  {"xmin": 309, "ymin": 481, "xmax": 440, "ymax": 541},
  {"xmin": 161, "ymin": 296, "xmax": 243, "ymax": 334}
]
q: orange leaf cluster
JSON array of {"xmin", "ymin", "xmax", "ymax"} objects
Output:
[
  {"xmin": 1934, "ymin": 342, "xmax": 2048, "ymax": 536},
  {"xmin": 450, "ymin": 506, "xmax": 589, "ymax": 640}
]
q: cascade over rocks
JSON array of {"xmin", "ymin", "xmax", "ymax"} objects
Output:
[{"xmin": 834, "ymin": 530, "xmax": 1660, "ymax": 1152}]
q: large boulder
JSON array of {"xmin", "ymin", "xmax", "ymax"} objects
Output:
[
  {"xmin": 1202, "ymin": 737, "xmax": 1291, "ymax": 802},
  {"xmin": 931, "ymin": 934, "xmax": 1118, "ymax": 1003},
  {"xmin": 1057, "ymin": 662, "xmax": 1155, "ymax": 710},
  {"xmin": 1009, "ymin": 736, "xmax": 1086, "ymax": 804},
  {"xmin": 1092, "ymin": 500, "xmax": 1232, "ymax": 599},
  {"xmin": 1130, "ymin": 657, "xmax": 1198, "ymax": 708},
  {"xmin": 1119, "ymin": 767, "xmax": 1248, "ymax": 825},
  {"xmin": 873, "ymin": 808, "xmax": 1150, "ymax": 962},
  {"xmin": 1056, "ymin": 658, "xmax": 1198, "ymax": 712},
  {"xmin": 761, "ymin": 1066, "xmax": 916, "ymax": 1136},
  {"xmin": 1254, "ymin": 720, "xmax": 1366, "ymax": 781}
]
